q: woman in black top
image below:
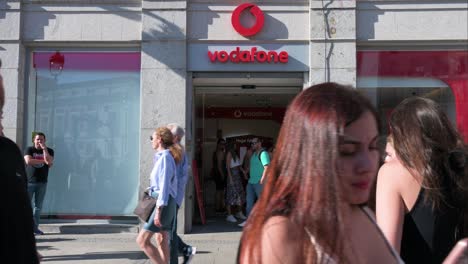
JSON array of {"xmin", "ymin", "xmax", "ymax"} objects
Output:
[{"xmin": 376, "ymin": 97, "xmax": 468, "ymax": 263}]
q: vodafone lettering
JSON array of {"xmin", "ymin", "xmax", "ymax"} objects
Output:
[{"xmin": 208, "ymin": 47, "xmax": 288, "ymax": 64}]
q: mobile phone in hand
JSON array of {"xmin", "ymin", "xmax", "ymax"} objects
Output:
[{"xmin": 443, "ymin": 238, "xmax": 468, "ymax": 264}]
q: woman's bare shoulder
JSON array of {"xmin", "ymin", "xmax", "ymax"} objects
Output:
[
  {"xmin": 378, "ymin": 160, "xmax": 412, "ymax": 186},
  {"xmin": 261, "ymin": 216, "xmax": 301, "ymax": 263},
  {"xmin": 263, "ymin": 216, "xmax": 295, "ymax": 234}
]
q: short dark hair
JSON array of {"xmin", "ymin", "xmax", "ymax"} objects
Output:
[{"xmin": 34, "ymin": 132, "xmax": 46, "ymax": 140}]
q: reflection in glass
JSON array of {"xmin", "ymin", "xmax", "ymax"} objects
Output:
[{"xmin": 28, "ymin": 52, "xmax": 141, "ymax": 216}]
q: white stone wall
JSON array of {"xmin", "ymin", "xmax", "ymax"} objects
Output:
[
  {"xmin": 0, "ymin": 1, "xmax": 24, "ymax": 143},
  {"xmin": 309, "ymin": 0, "xmax": 357, "ymax": 86},
  {"xmin": 140, "ymin": 0, "xmax": 189, "ymax": 233},
  {"xmin": 357, "ymin": 1, "xmax": 468, "ymax": 42},
  {"xmin": 21, "ymin": 2, "xmax": 142, "ymax": 41}
]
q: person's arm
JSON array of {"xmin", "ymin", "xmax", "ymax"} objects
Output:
[
  {"xmin": 24, "ymin": 155, "xmax": 44, "ymax": 166},
  {"xmin": 260, "ymin": 165, "xmax": 268, "ymax": 184},
  {"xmin": 24, "ymin": 147, "xmax": 44, "ymax": 166},
  {"xmin": 179, "ymin": 153, "xmax": 189, "ymax": 190},
  {"xmin": 226, "ymin": 152, "xmax": 233, "ymax": 184},
  {"xmin": 42, "ymin": 147, "xmax": 54, "ymax": 167},
  {"xmin": 259, "ymin": 152, "xmax": 270, "ymax": 184},
  {"xmin": 216, "ymin": 151, "xmax": 225, "ymax": 180},
  {"xmin": 261, "ymin": 216, "xmax": 301, "ymax": 264},
  {"xmin": 376, "ymin": 163, "xmax": 405, "ymax": 252}
]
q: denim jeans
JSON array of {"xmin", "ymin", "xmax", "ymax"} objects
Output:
[
  {"xmin": 170, "ymin": 205, "xmax": 190, "ymax": 264},
  {"xmin": 27, "ymin": 182, "xmax": 48, "ymax": 229},
  {"xmin": 246, "ymin": 183, "xmax": 263, "ymax": 217}
]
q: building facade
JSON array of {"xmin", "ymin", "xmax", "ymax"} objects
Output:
[{"xmin": 1, "ymin": 0, "xmax": 467, "ymax": 233}]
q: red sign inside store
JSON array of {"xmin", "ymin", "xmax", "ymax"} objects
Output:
[
  {"xmin": 208, "ymin": 3, "xmax": 289, "ymax": 64},
  {"xmin": 199, "ymin": 107, "xmax": 286, "ymax": 123}
]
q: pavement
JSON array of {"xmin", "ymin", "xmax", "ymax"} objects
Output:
[{"xmin": 37, "ymin": 216, "xmax": 243, "ymax": 264}]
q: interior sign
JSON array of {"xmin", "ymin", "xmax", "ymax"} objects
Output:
[{"xmin": 208, "ymin": 3, "xmax": 289, "ymax": 64}]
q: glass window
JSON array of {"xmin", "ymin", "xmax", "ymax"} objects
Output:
[
  {"xmin": 357, "ymin": 51, "xmax": 468, "ymax": 141},
  {"xmin": 26, "ymin": 52, "xmax": 141, "ymax": 216}
]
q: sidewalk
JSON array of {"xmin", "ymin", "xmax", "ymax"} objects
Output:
[{"xmin": 37, "ymin": 216, "xmax": 243, "ymax": 264}]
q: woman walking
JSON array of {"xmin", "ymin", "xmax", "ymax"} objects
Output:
[
  {"xmin": 238, "ymin": 83, "xmax": 403, "ymax": 263},
  {"xmin": 376, "ymin": 97, "xmax": 468, "ymax": 263},
  {"xmin": 136, "ymin": 127, "xmax": 182, "ymax": 264},
  {"xmin": 225, "ymin": 141, "xmax": 247, "ymax": 223}
]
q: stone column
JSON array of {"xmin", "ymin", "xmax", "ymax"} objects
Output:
[
  {"xmin": 309, "ymin": 0, "xmax": 356, "ymax": 87},
  {"xmin": 140, "ymin": 0, "xmax": 190, "ymax": 233},
  {"xmin": 0, "ymin": 1, "xmax": 25, "ymax": 144}
]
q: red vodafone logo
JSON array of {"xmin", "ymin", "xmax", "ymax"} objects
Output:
[{"xmin": 231, "ymin": 3, "xmax": 264, "ymax": 37}]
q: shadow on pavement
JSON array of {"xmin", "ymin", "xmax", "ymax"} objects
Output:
[
  {"xmin": 190, "ymin": 216, "xmax": 244, "ymax": 234},
  {"xmin": 42, "ymin": 251, "xmax": 147, "ymax": 261},
  {"xmin": 36, "ymin": 245, "xmax": 55, "ymax": 250},
  {"xmin": 36, "ymin": 237, "xmax": 76, "ymax": 243}
]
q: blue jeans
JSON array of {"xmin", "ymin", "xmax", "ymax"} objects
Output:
[
  {"xmin": 170, "ymin": 205, "xmax": 190, "ymax": 264},
  {"xmin": 27, "ymin": 182, "xmax": 48, "ymax": 229},
  {"xmin": 246, "ymin": 183, "xmax": 263, "ymax": 217}
]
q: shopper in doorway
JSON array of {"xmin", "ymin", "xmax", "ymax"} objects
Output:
[
  {"xmin": 238, "ymin": 138, "xmax": 270, "ymax": 227},
  {"xmin": 225, "ymin": 141, "xmax": 247, "ymax": 223},
  {"xmin": 167, "ymin": 123, "xmax": 196, "ymax": 264},
  {"xmin": 212, "ymin": 138, "xmax": 227, "ymax": 214},
  {"xmin": 24, "ymin": 132, "xmax": 54, "ymax": 235}
]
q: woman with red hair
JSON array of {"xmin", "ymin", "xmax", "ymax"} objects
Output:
[{"xmin": 238, "ymin": 83, "xmax": 403, "ymax": 263}]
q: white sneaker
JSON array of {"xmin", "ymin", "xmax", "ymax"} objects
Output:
[
  {"xmin": 183, "ymin": 246, "xmax": 196, "ymax": 264},
  {"xmin": 238, "ymin": 220, "xmax": 247, "ymax": 227},
  {"xmin": 226, "ymin": 214, "xmax": 237, "ymax": 223},
  {"xmin": 235, "ymin": 211, "xmax": 247, "ymax": 220}
]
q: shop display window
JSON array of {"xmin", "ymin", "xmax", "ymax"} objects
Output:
[
  {"xmin": 357, "ymin": 51, "xmax": 468, "ymax": 141},
  {"xmin": 26, "ymin": 51, "xmax": 141, "ymax": 217}
]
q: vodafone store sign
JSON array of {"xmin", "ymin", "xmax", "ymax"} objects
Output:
[
  {"xmin": 207, "ymin": 3, "xmax": 289, "ymax": 64},
  {"xmin": 231, "ymin": 3, "xmax": 265, "ymax": 37}
]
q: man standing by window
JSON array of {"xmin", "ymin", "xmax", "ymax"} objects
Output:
[
  {"xmin": 239, "ymin": 137, "xmax": 270, "ymax": 227},
  {"xmin": 24, "ymin": 132, "xmax": 54, "ymax": 235}
]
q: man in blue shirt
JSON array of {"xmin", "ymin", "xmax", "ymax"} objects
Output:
[{"xmin": 167, "ymin": 123, "xmax": 196, "ymax": 264}]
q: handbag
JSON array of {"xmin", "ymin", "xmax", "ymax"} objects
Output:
[{"xmin": 133, "ymin": 191, "xmax": 156, "ymax": 222}]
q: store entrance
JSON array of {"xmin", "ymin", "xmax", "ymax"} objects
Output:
[{"xmin": 192, "ymin": 73, "xmax": 303, "ymax": 224}]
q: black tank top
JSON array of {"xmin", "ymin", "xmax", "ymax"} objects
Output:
[{"xmin": 400, "ymin": 189, "xmax": 461, "ymax": 264}]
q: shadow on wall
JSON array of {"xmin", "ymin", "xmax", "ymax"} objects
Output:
[
  {"xmin": 356, "ymin": 2, "xmax": 384, "ymax": 40},
  {"xmin": 141, "ymin": 11, "xmax": 186, "ymax": 78},
  {"xmin": 23, "ymin": 4, "xmax": 140, "ymax": 40},
  {"xmin": 142, "ymin": 11, "xmax": 185, "ymax": 40},
  {"xmin": 0, "ymin": 1, "xmax": 10, "ymax": 20},
  {"xmin": 260, "ymin": 13, "xmax": 289, "ymax": 40}
]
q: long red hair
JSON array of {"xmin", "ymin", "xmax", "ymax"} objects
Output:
[{"xmin": 238, "ymin": 83, "xmax": 379, "ymax": 263}]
